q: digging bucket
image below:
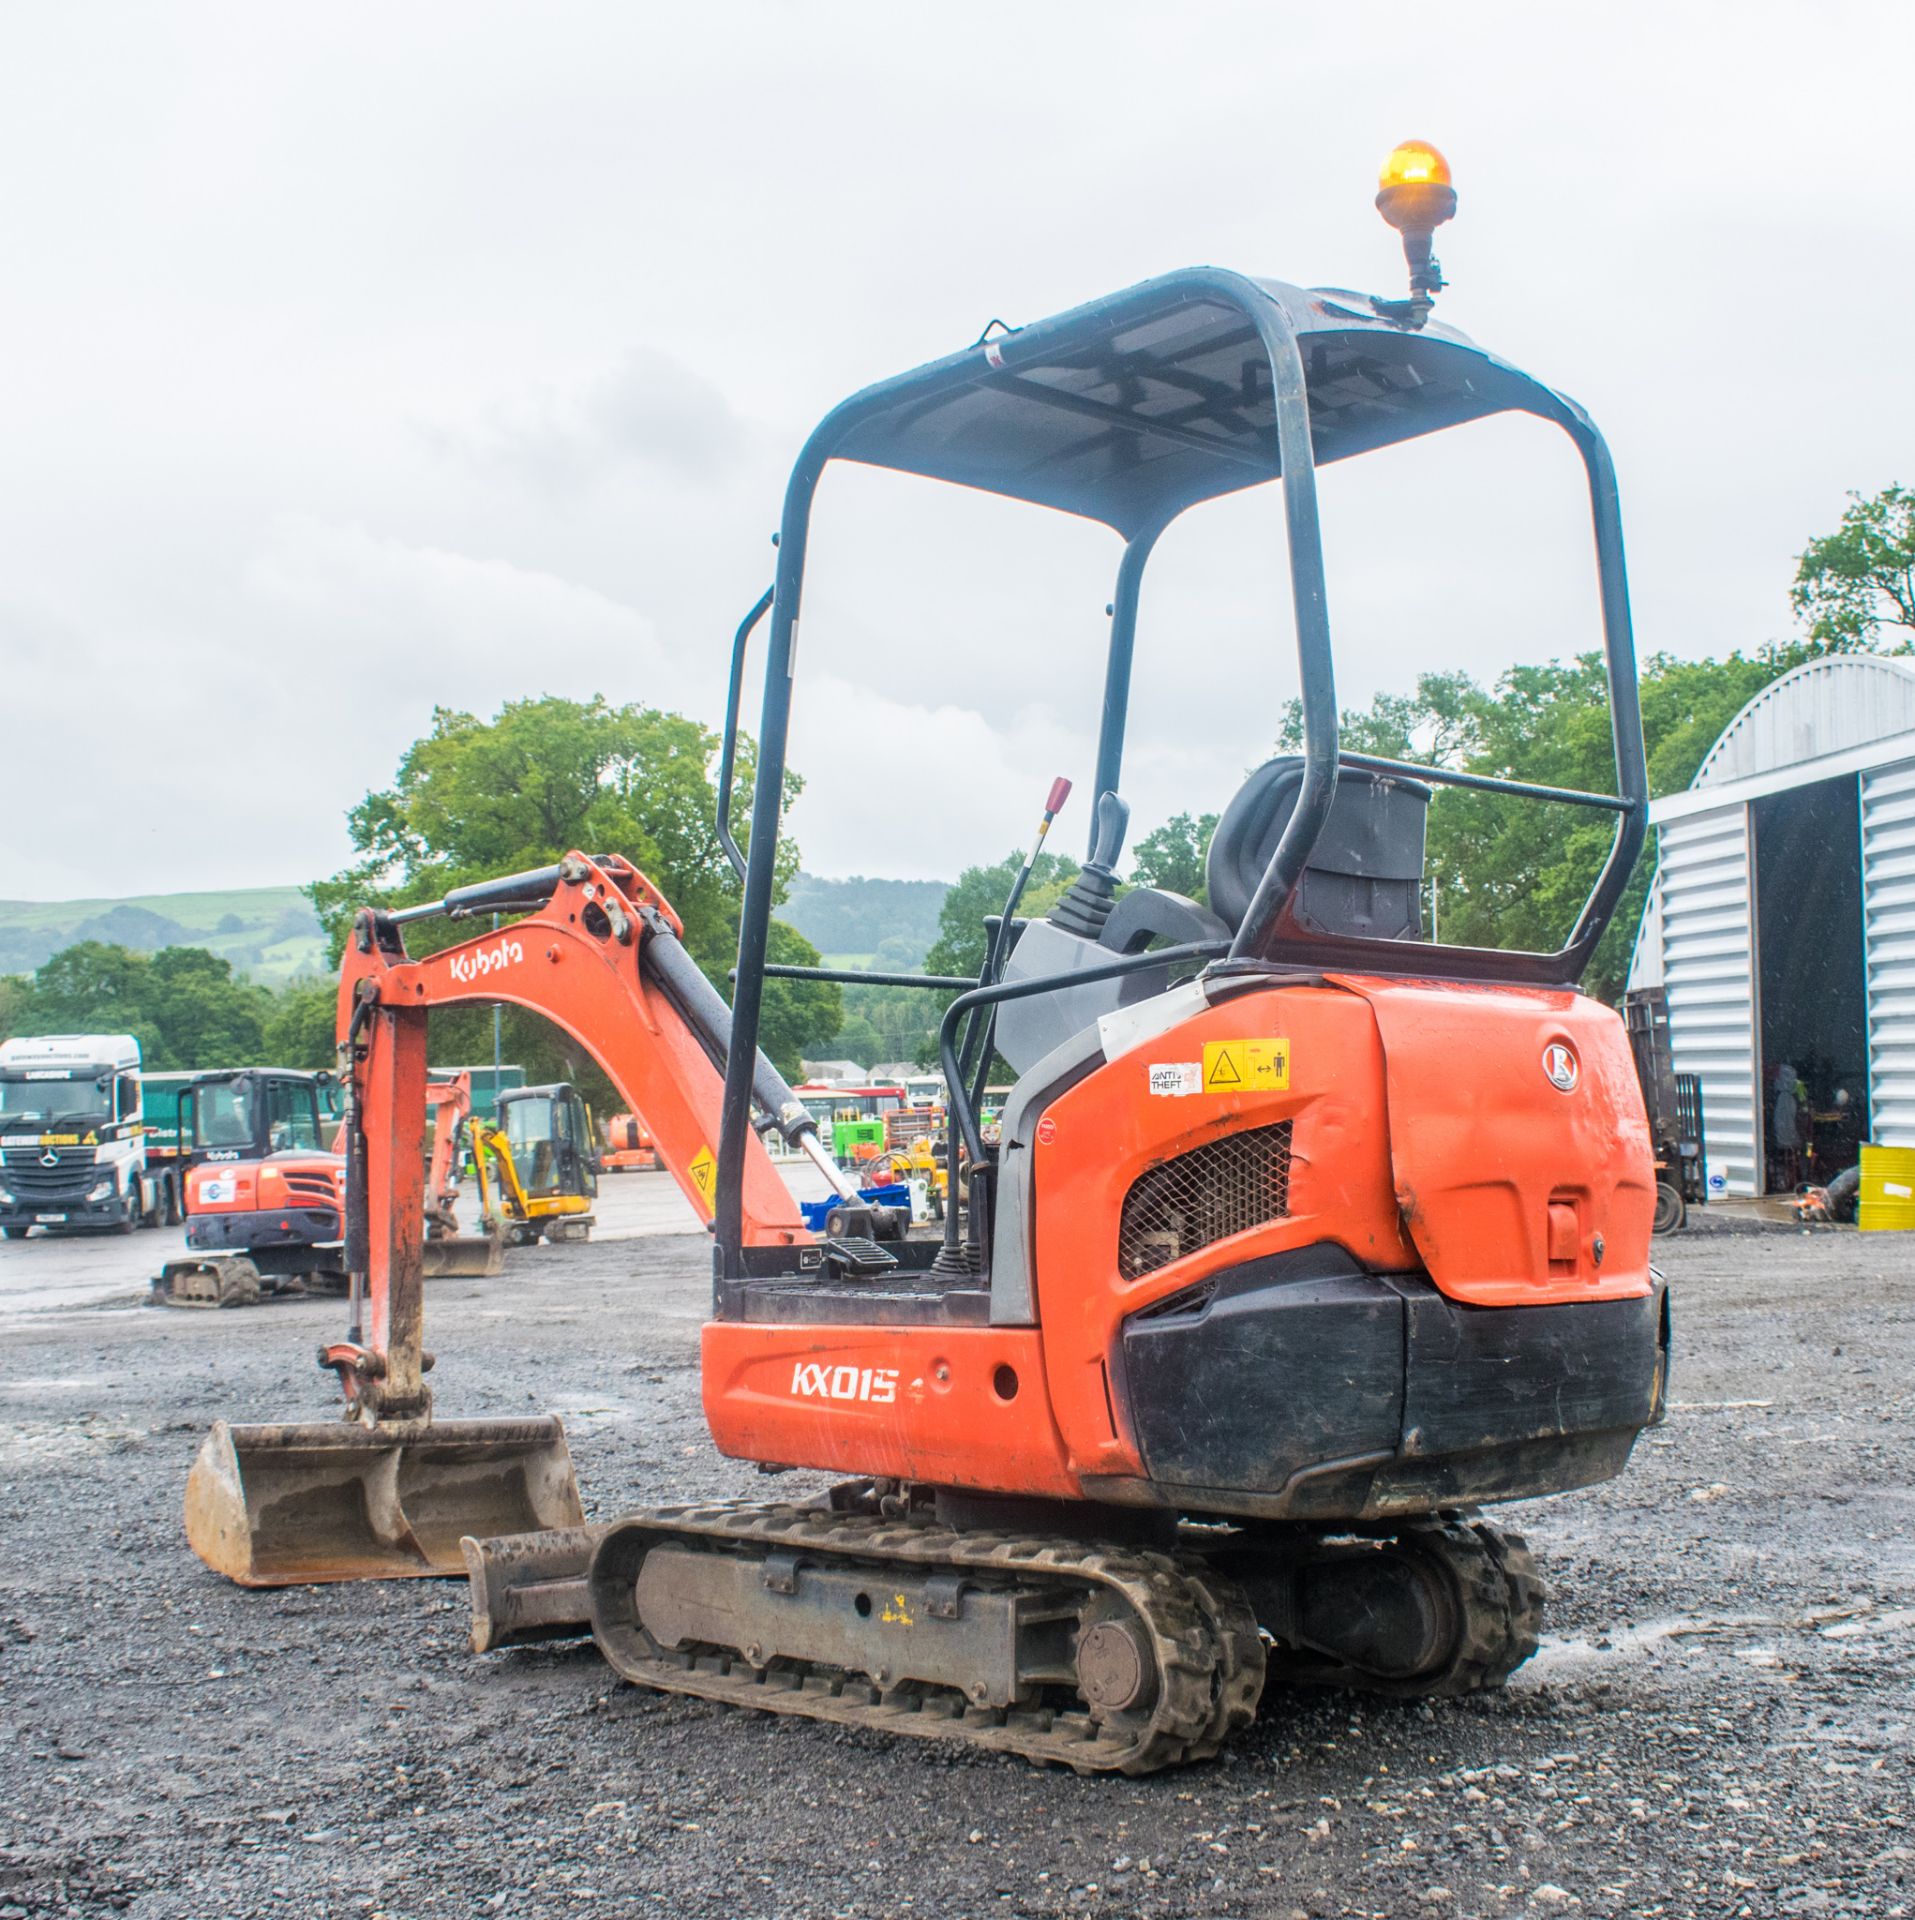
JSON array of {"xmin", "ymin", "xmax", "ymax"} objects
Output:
[
  {"xmin": 184, "ymin": 1416, "xmax": 585, "ymax": 1587},
  {"xmin": 419, "ymin": 1229, "xmax": 507, "ymax": 1279}
]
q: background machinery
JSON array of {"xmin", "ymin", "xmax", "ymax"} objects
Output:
[
  {"xmin": 599, "ymin": 1111, "xmax": 657, "ymax": 1172},
  {"xmin": 157, "ymin": 1068, "xmax": 502, "ymax": 1305},
  {"xmin": 469, "ymin": 1082, "xmax": 598, "ymax": 1243},
  {"xmin": 155, "ymin": 1068, "xmax": 345, "ymax": 1305},
  {"xmin": 1624, "ymin": 987, "xmax": 1707, "ymax": 1232},
  {"xmin": 188, "ymin": 146, "xmax": 1668, "ymax": 1774}
]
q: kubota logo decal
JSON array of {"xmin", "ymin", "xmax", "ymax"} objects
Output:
[
  {"xmin": 1542, "ymin": 1042, "xmax": 1580, "ymax": 1093},
  {"xmin": 448, "ymin": 938, "xmax": 524, "ymax": 984},
  {"xmin": 791, "ymin": 1362, "xmax": 898, "ymax": 1404}
]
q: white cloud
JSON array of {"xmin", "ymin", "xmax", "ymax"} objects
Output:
[
  {"xmin": 243, "ymin": 516, "xmax": 674, "ymax": 707},
  {"xmin": 4, "ymin": 0, "xmax": 1915, "ymax": 906},
  {"xmin": 422, "ymin": 347, "xmax": 754, "ymax": 495}
]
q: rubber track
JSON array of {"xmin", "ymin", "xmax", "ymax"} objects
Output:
[{"xmin": 590, "ymin": 1502, "xmax": 1265, "ymax": 1775}]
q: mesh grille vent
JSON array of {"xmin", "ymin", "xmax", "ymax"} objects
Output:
[{"xmin": 1118, "ymin": 1121, "xmax": 1293, "ymax": 1281}]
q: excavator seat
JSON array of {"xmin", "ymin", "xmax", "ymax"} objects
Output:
[
  {"xmin": 1205, "ymin": 756, "xmax": 1431, "ymax": 943},
  {"xmin": 993, "ymin": 760, "xmax": 1431, "ymax": 1077}
]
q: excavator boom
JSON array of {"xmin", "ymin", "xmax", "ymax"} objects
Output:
[{"xmin": 184, "ymin": 852, "xmax": 841, "ymax": 1584}]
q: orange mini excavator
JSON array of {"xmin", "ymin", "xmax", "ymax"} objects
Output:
[{"xmin": 187, "ymin": 146, "xmax": 1667, "ymax": 1773}]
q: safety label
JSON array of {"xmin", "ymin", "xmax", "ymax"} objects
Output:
[
  {"xmin": 1147, "ymin": 1062, "xmax": 1203, "ymax": 1097},
  {"xmin": 1202, "ymin": 1037, "xmax": 1291, "ymax": 1092},
  {"xmin": 687, "ymin": 1146, "xmax": 718, "ymax": 1209}
]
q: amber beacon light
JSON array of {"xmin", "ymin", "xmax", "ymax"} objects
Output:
[{"xmin": 1374, "ymin": 139, "xmax": 1457, "ymax": 328}]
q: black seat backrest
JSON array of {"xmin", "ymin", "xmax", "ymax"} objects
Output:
[{"xmin": 1206, "ymin": 756, "xmax": 1431, "ymax": 943}]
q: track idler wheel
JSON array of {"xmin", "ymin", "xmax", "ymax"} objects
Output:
[{"xmin": 1252, "ymin": 1517, "xmax": 1544, "ymax": 1699}]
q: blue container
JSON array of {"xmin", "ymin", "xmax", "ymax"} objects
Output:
[{"xmin": 798, "ymin": 1182, "xmax": 911, "ymax": 1234}]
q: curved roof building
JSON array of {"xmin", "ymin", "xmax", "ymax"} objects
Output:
[{"xmin": 1629, "ymin": 655, "xmax": 1915, "ymax": 1195}]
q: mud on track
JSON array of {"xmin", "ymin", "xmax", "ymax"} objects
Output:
[{"xmin": 0, "ymin": 1225, "xmax": 1910, "ymax": 1919}]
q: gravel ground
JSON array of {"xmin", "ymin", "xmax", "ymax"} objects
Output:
[{"xmin": 1, "ymin": 1223, "xmax": 1911, "ymax": 1920}]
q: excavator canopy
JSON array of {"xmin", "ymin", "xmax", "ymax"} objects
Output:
[{"xmin": 821, "ymin": 272, "xmax": 1584, "ymax": 537}]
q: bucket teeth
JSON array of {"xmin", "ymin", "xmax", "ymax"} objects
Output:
[{"xmin": 184, "ymin": 1416, "xmax": 585, "ymax": 1587}]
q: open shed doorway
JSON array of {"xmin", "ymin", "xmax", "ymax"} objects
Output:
[{"xmin": 1752, "ymin": 774, "xmax": 1868, "ymax": 1193}]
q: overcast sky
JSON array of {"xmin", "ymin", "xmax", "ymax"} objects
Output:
[{"xmin": 4, "ymin": 2, "xmax": 1913, "ymax": 901}]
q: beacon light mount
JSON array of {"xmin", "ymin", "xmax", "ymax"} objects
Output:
[{"xmin": 1373, "ymin": 139, "xmax": 1457, "ymax": 330}]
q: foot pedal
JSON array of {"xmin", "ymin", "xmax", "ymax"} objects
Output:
[{"xmin": 819, "ymin": 1234, "xmax": 899, "ymax": 1278}]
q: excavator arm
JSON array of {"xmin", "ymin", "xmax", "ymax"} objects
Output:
[
  {"xmin": 184, "ymin": 850, "xmax": 853, "ymax": 1584},
  {"xmin": 467, "ymin": 1120, "xmax": 522, "ymax": 1229},
  {"xmin": 323, "ymin": 851, "xmax": 843, "ymax": 1421},
  {"xmin": 422, "ymin": 1074, "xmax": 472, "ymax": 1237}
]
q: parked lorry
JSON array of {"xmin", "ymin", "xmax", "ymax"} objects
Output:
[{"xmin": 0, "ymin": 1033, "xmax": 177, "ymax": 1237}]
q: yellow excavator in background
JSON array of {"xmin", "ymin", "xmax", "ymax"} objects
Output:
[{"xmin": 467, "ymin": 1082, "xmax": 597, "ymax": 1245}]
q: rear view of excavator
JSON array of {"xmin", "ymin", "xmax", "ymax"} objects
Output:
[
  {"xmin": 187, "ymin": 144, "xmax": 1668, "ymax": 1773},
  {"xmin": 599, "ymin": 1111, "xmax": 657, "ymax": 1172}
]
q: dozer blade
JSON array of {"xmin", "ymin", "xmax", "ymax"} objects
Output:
[
  {"xmin": 184, "ymin": 1416, "xmax": 585, "ymax": 1587},
  {"xmin": 463, "ymin": 1523, "xmax": 605, "ymax": 1651},
  {"xmin": 419, "ymin": 1229, "xmax": 508, "ymax": 1279}
]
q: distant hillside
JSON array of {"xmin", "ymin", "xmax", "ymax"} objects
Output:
[
  {"xmin": 780, "ymin": 873, "xmax": 949, "ymax": 970},
  {"xmin": 0, "ymin": 886, "xmax": 327, "ymax": 984}
]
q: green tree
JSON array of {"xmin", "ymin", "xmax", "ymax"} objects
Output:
[
  {"xmin": 836, "ymin": 978, "xmax": 944, "ymax": 1069},
  {"xmin": 1128, "ymin": 813, "xmax": 1219, "ymax": 903},
  {"xmin": 1792, "ymin": 485, "xmax": 1915, "ymax": 653},
  {"xmin": 0, "ymin": 975, "xmax": 28, "ymax": 1044},
  {"xmin": 1285, "ymin": 644, "xmax": 1813, "ymax": 1003},
  {"xmin": 921, "ymin": 850, "xmax": 1081, "ymax": 987},
  {"xmin": 263, "ymin": 979, "xmax": 341, "ymax": 1072},
  {"xmin": 310, "ymin": 695, "xmax": 839, "ymax": 1088},
  {"xmin": 21, "ymin": 942, "xmax": 167, "ymax": 1064},
  {"xmin": 834, "ymin": 1013, "xmax": 887, "ymax": 1068},
  {"xmin": 11, "ymin": 940, "xmax": 276, "ymax": 1069},
  {"xmin": 145, "ymin": 948, "xmax": 270, "ymax": 1067},
  {"xmin": 756, "ymin": 920, "xmax": 842, "ymax": 1080},
  {"xmin": 916, "ymin": 850, "xmax": 1082, "ymax": 1073}
]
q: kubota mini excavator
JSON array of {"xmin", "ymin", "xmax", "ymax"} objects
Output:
[
  {"xmin": 158, "ymin": 1071, "xmax": 501, "ymax": 1305},
  {"xmin": 187, "ymin": 144, "xmax": 1667, "ymax": 1773}
]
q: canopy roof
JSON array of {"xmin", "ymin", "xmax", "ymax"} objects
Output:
[{"xmin": 824, "ymin": 269, "xmax": 1578, "ymax": 537}]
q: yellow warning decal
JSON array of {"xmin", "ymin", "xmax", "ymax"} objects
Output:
[
  {"xmin": 687, "ymin": 1146, "xmax": 718, "ymax": 1210},
  {"xmin": 1202, "ymin": 1037, "xmax": 1291, "ymax": 1093}
]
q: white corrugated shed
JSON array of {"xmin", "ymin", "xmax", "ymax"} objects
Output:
[
  {"xmin": 1628, "ymin": 656, "xmax": 1915, "ymax": 1194},
  {"xmin": 1690, "ymin": 656, "xmax": 1915, "ymax": 789},
  {"xmin": 1655, "ymin": 809, "xmax": 1757, "ymax": 1192},
  {"xmin": 1861, "ymin": 761, "xmax": 1915, "ymax": 1144}
]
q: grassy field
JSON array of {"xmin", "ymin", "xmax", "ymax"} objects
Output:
[{"xmin": 0, "ymin": 885, "xmax": 327, "ymax": 983}]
